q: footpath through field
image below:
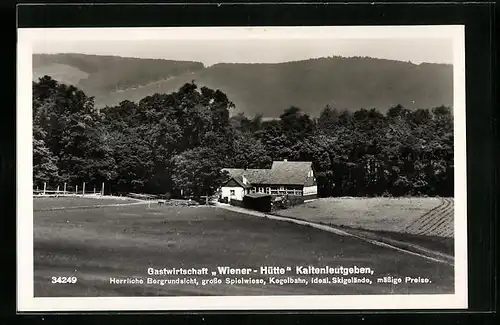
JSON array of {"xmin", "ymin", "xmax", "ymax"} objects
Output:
[{"xmin": 215, "ymin": 203, "xmax": 454, "ymax": 266}]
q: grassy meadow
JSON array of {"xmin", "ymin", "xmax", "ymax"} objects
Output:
[{"xmin": 33, "ymin": 197, "xmax": 454, "ymax": 297}]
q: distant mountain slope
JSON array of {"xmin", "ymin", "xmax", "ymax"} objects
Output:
[
  {"xmin": 32, "ymin": 63, "xmax": 89, "ymax": 87},
  {"xmin": 33, "ymin": 53, "xmax": 453, "ymax": 117},
  {"xmin": 33, "ymin": 53, "xmax": 204, "ymax": 94}
]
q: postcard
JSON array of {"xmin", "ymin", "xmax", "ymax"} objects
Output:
[{"xmin": 17, "ymin": 25, "xmax": 467, "ymax": 311}]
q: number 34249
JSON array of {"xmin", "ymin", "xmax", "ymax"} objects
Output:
[{"xmin": 51, "ymin": 276, "xmax": 78, "ymax": 284}]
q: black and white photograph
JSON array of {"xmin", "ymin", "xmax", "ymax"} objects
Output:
[{"xmin": 17, "ymin": 26, "xmax": 467, "ymax": 311}]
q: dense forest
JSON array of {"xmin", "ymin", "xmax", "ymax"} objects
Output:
[
  {"xmin": 33, "ymin": 76, "xmax": 454, "ymax": 198},
  {"xmin": 33, "ymin": 54, "xmax": 453, "ymax": 117}
]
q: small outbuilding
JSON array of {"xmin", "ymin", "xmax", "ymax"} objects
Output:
[{"xmin": 243, "ymin": 193, "xmax": 272, "ymax": 213}]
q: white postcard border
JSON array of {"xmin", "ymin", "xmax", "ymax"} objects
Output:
[{"xmin": 17, "ymin": 25, "xmax": 467, "ymax": 312}]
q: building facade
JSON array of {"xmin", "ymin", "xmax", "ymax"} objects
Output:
[{"xmin": 220, "ymin": 160, "xmax": 318, "ymax": 204}]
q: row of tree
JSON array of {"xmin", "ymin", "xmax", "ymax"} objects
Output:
[{"xmin": 33, "ymin": 76, "xmax": 454, "ymax": 198}]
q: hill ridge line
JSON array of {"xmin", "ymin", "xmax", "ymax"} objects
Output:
[{"xmin": 33, "ymin": 53, "xmax": 454, "ymax": 117}]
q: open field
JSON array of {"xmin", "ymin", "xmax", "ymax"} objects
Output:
[
  {"xmin": 275, "ymin": 197, "xmax": 454, "ymax": 256},
  {"xmin": 34, "ymin": 196, "xmax": 142, "ymax": 211},
  {"xmin": 275, "ymin": 197, "xmax": 446, "ymax": 234},
  {"xmin": 33, "ymin": 197, "xmax": 454, "ymax": 297}
]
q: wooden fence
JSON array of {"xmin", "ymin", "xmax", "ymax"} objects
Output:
[{"xmin": 33, "ymin": 182, "xmax": 106, "ymax": 197}]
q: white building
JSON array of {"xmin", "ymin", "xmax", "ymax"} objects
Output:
[{"xmin": 219, "ymin": 160, "xmax": 318, "ymax": 204}]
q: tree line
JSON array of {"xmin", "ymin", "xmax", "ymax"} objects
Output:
[{"xmin": 33, "ymin": 76, "xmax": 454, "ymax": 198}]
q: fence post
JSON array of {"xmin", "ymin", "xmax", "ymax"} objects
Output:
[
  {"xmin": 101, "ymin": 182, "xmax": 104, "ymax": 196},
  {"xmin": 43, "ymin": 182, "xmax": 46, "ymax": 196},
  {"xmin": 56, "ymin": 186, "xmax": 60, "ymax": 195},
  {"xmin": 63, "ymin": 183, "xmax": 67, "ymax": 195},
  {"xmin": 76, "ymin": 185, "xmax": 78, "ymax": 195},
  {"xmin": 93, "ymin": 186, "xmax": 96, "ymax": 194},
  {"xmin": 83, "ymin": 182, "xmax": 86, "ymax": 196}
]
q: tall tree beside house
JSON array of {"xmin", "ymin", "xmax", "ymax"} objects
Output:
[
  {"xmin": 167, "ymin": 83, "xmax": 235, "ymax": 197},
  {"xmin": 97, "ymin": 82, "xmax": 235, "ymax": 194},
  {"xmin": 230, "ymin": 131, "xmax": 272, "ymax": 169},
  {"xmin": 171, "ymin": 147, "xmax": 230, "ymax": 202}
]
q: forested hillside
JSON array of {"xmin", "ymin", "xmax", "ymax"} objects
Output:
[
  {"xmin": 33, "ymin": 54, "xmax": 453, "ymax": 117},
  {"xmin": 33, "ymin": 76, "xmax": 454, "ymax": 198},
  {"xmin": 33, "ymin": 53, "xmax": 204, "ymax": 93}
]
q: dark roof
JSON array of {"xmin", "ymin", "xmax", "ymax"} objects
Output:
[
  {"xmin": 223, "ymin": 161, "xmax": 313, "ymax": 186},
  {"xmin": 270, "ymin": 161, "xmax": 313, "ymax": 185},
  {"xmin": 223, "ymin": 176, "xmax": 252, "ymax": 189},
  {"xmin": 234, "ymin": 175, "xmax": 253, "ymax": 189},
  {"xmin": 222, "ymin": 168, "xmax": 272, "ymax": 184}
]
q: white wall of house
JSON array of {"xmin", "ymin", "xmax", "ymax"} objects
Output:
[
  {"xmin": 221, "ymin": 186, "xmax": 245, "ymax": 201},
  {"xmin": 303, "ymin": 185, "xmax": 318, "ymax": 196}
]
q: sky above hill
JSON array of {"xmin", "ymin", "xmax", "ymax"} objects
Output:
[{"xmin": 33, "ymin": 38, "xmax": 453, "ymax": 66}]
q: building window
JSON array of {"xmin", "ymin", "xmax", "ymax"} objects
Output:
[{"xmin": 230, "ymin": 190, "xmax": 235, "ymax": 196}]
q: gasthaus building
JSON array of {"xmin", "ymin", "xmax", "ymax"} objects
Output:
[{"xmin": 219, "ymin": 160, "xmax": 318, "ymax": 210}]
